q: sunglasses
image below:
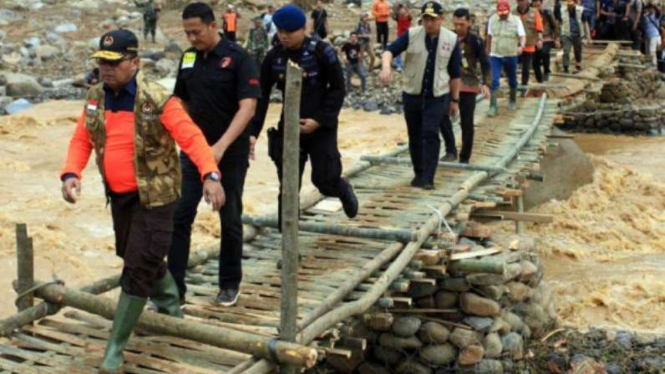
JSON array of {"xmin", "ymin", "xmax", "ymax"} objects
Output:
[{"xmin": 97, "ymin": 56, "xmax": 134, "ymax": 67}]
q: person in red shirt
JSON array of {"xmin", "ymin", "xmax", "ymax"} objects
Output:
[
  {"xmin": 60, "ymin": 30, "xmax": 224, "ymax": 374},
  {"xmin": 372, "ymin": 0, "xmax": 391, "ymax": 48},
  {"xmin": 394, "ymin": 3, "xmax": 412, "ymax": 71},
  {"xmin": 515, "ymin": 0, "xmax": 543, "ymax": 95}
]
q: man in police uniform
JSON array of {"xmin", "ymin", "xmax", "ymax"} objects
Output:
[
  {"xmin": 251, "ymin": 4, "xmax": 359, "ymax": 224},
  {"xmin": 379, "ymin": 1, "xmax": 462, "ymax": 190},
  {"xmin": 440, "ymin": 7, "xmax": 490, "ymax": 164},
  {"xmin": 61, "ymin": 29, "xmax": 224, "ymax": 373},
  {"xmin": 168, "ymin": 2, "xmax": 260, "ymax": 307}
]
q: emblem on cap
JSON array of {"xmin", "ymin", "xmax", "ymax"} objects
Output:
[
  {"xmin": 103, "ymin": 35, "xmax": 114, "ymax": 47},
  {"xmin": 142, "ymin": 102, "xmax": 153, "ymax": 114}
]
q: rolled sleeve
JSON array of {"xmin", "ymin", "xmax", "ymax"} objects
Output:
[
  {"xmin": 387, "ymin": 32, "xmax": 409, "ymax": 57},
  {"xmin": 447, "ymin": 41, "xmax": 462, "ymax": 79}
]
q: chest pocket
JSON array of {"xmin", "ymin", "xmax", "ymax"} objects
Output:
[
  {"xmin": 204, "ymin": 67, "xmax": 235, "ymax": 87},
  {"xmin": 300, "ymin": 52, "xmax": 320, "ymax": 85}
]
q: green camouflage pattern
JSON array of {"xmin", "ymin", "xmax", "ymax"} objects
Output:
[{"xmin": 85, "ymin": 71, "xmax": 181, "ymax": 208}]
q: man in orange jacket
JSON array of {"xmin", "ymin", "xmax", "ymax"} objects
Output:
[
  {"xmin": 60, "ymin": 29, "xmax": 224, "ymax": 374},
  {"xmin": 372, "ymin": 0, "xmax": 391, "ymax": 49}
]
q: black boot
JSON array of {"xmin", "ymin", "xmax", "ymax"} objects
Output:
[{"xmin": 340, "ymin": 179, "xmax": 358, "ymax": 218}]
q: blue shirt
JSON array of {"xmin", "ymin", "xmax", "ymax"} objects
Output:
[
  {"xmin": 103, "ymin": 77, "xmax": 137, "ymax": 112},
  {"xmin": 582, "ymin": 0, "xmax": 596, "ymax": 11},
  {"xmin": 645, "ymin": 13, "xmax": 660, "ymax": 38},
  {"xmin": 387, "ymin": 31, "xmax": 462, "ymax": 98}
]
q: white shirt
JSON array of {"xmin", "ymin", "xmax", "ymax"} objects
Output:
[
  {"xmin": 487, "ymin": 15, "xmax": 526, "ymax": 58},
  {"xmin": 263, "ymin": 13, "xmax": 277, "ymax": 39}
]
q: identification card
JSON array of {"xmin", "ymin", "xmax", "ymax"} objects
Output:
[{"xmin": 181, "ymin": 52, "xmax": 196, "ymax": 69}]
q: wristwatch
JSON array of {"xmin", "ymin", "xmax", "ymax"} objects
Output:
[
  {"xmin": 205, "ymin": 171, "xmax": 221, "ymax": 182},
  {"xmin": 451, "ymin": 98, "xmax": 460, "ymax": 103}
]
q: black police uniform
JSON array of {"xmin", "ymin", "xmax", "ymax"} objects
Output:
[
  {"xmin": 169, "ymin": 36, "xmax": 260, "ymax": 298},
  {"xmin": 251, "ymin": 37, "xmax": 357, "ymax": 220}
]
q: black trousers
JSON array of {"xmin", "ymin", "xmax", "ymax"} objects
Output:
[
  {"xmin": 376, "ymin": 22, "xmax": 388, "ymax": 49},
  {"xmin": 168, "ymin": 152, "xmax": 248, "ymax": 297},
  {"xmin": 520, "ymin": 51, "xmax": 535, "ymax": 87},
  {"xmin": 533, "ymin": 41, "xmax": 553, "ymax": 82},
  {"xmin": 440, "ymin": 92, "xmax": 477, "ymax": 163},
  {"xmin": 403, "ymin": 93, "xmax": 448, "ymax": 184},
  {"xmin": 269, "ymin": 129, "xmax": 350, "ymax": 202},
  {"xmin": 111, "ymin": 192, "xmax": 174, "ymax": 298},
  {"xmin": 225, "ymin": 31, "xmax": 236, "ymax": 42}
]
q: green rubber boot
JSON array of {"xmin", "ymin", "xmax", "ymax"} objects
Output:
[
  {"xmin": 488, "ymin": 90, "xmax": 499, "ymax": 117},
  {"xmin": 149, "ymin": 272, "xmax": 184, "ymax": 318},
  {"xmin": 99, "ymin": 292, "xmax": 147, "ymax": 374},
  {"xmin": 509, "ymin": 87, "xmax": 517, "ymax": 110}
]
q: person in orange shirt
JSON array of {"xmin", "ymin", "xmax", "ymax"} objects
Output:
[
  {"xmin": 60, "ymin": 30, "xmax": 224, "ymax": 374},
  {"xmin": 372, "ymin": 0, "xmax": 391, "ymax": 49},
  {"xmin": 514, "ymin": 0, "xmax": 543, "ymax": 96},
  {"xmin": 223, "ymin": 4, "xmax": 240, "ymax": 42}
]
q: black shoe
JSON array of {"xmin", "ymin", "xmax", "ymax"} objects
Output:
[
  {"xmin": 411, "ymin": 176, "xmax": 426, "ymax": 188},
  {"xmin": 440, "ymin": 153, "xmax": 457, "ymax": 162},
  {"xmin": 340, "ymin": 181, "xmax": 359, "ymax": 219},
  {"xmin": 215, "ymin": 287, "xmax": 240, "ymax": 307},
  {"xmin": 422, "ymin": 183, "xmax": 435, "ymax": 190},
  {"xmin": 459, "ymin": 159, "xmax": 470, "ymax": 164}
]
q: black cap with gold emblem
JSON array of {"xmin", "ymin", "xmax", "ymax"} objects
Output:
[
  {"xmin": 421, "ymin": 1, "xmax": 443, "ymax": 18},
  {"xmin": 91, "ymin": 29, "xmax": 139, "ymax": 60}
]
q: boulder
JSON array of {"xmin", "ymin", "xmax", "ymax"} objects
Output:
[
  {"xmin": 434, "ymin": 290, "xmax": 458, "ymax": 308},
  {"xmin": 459, "ymin": 344, "xmax": 485, "ymax": 366},
  {"xmin": 501, "ymin": 332, "xmax": 524, "ymax": 360},
  {"xmin": 450, "ymin": 328, "xmax": 480, "ymax": 349},
  {"xmin": 2, "ymin": 73, "xmax": 44, "ymax": 97},
  {"xmin": 36, "ymin": 45, "xmax": 60, "ymax": 61},
  {"xmin": 417, "ymin": 322, "xmax": 450, "ymax": 344},
  {"xmin": 460, "ymin": 293, "xmax": 501, "ymax": 317},
  {"xmin": 419, "ymin": 344, "xmax": 456, "ymax": 366},
  {"xmin": 392, "ymin": 317, "xmax": 421, "ymax": 337},
  {"xmin": 483, "ymin": 333, "xmax": 503, "ymax": 358}
]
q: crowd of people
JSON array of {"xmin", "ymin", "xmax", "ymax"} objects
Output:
[{"xmin": 61, "ymin": 1, "xmax": 665, "ymax": 373}]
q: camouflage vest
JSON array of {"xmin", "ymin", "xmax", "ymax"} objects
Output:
[
  {"xmin": 84, "ymin": 71, "xmax": 181, "ymax": 209},
  {"xmin": 515, "ymin": 7, "xmax": 539, "ymax": 47},
  {"xmin": 461, "ymin": 35, "xmax": 483, "ymax": 88}
]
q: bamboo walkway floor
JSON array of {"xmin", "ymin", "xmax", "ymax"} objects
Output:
[{"xmin": 0, "ymin": 96, "xmax": 558, "ymax": 374}]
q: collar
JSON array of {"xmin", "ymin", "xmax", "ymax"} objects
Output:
[
  {"xmin": 207, "ymin": 34, "xmax": 228, "ymax": 57},
  {"xmin": 103, "ymin": 73, "xmax": 138, "ymax": 96}
]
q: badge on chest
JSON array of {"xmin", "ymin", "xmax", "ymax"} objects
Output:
[{"xmin": 181, "ymin": 52, "xmax": 196, "ymax": 69}]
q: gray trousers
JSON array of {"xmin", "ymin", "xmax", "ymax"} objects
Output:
[
  {"xmin": 562, "ymin": 35, "xmax": 582, "ymax": 70},
  {"xmin": 345, "ymin": 63, "xmax": 367, "ymax": 93}
]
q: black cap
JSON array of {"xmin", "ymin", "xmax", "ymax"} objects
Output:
[
  {"xmin": 91, "ymin": 30, "xmax": 139, "ymax": 60},
  {"xmin": 421, "ymin": 1, "xmax": 443, "ymax": 18}
]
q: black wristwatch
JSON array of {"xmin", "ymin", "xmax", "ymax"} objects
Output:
[
  {"xmin": 451, "ymin": 98, "xmax": 460, "ymax": 103},
  {"xmin": 204, "ymin": 171, "xmax": 221, "ymax": 182}
]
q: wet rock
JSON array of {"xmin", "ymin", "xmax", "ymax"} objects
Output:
[
  {"xmin": 441, "ymin": 278, "xmax": 471, "ymax": 292},
  {"xmin": 501, "ymin": 332, "xmax": 523, "ymax": 360},
  {"xmin": 415, "ymin": 295, "xmax": 435, "ymax": 308},
  {"xmin": 5, "ymin": 98, "xmax": 32, "ymax": 115},
  {"xmin": 501, "ymin": 311, "xmax": 524, "ymax": 332},
  {"xmin": 419, "ymin": 343, "xmax": 456, "ymax": 366},
  {"xmin": 418, "ymin": 321, "xmax": 450, "ymax": 344},
  {"xmin": 490, "ymin": 318, "xmax": 510, "ymax": 334},
  {"xmin": 392, "ymin": 316, "xmax": 421, "ymax": 337},
  {"xmin": 478, "ymin": 285, "xmax": 507, "ymax": 300},
  {"xmin": 434, "ymin": 290, "xmax": 458, "ymax": 308},
  {"xmin": 450, "ymin": 328, "xmax": 481, "ymax": 349},
  {"xmin": 378, "ymin": 333, "xmax": 422, "ymax": 350},
  {"xmin": 54, "ymin": 22, "xmax": 78, "ymax": 33},
  {"xmin": 474, "ymin": 359, "xmax": 503, "ymax": 373},
  {"xmin": 463, "ymin": 317, "xmax": 493, "ymax": 333},
  {"xmin": 519, "ymin": 260, "xmax": 538, "ymax": 282},
  {"xmin": 363, "ymin": 99, "xmax": 379, "ymax": 112},
  {"xmin": 506, "ymin": 281, "xmax": 530, "ymax": 302},
  {"xmin": 460, "ymin": 293, "xmax": 501, "ymax": 317},
  {"xmin": 2, "ymin": 73, "xmax": 44, "ymax": 97},
  {"xmin": 0, "ymin": 9, "xmax": 18, "ymax": 26},
  {"xmin": 408, "ymin": 282, "xmax": 438, "ymax": 298},
  {"xmin": 483, "ymin": 333, "xmax": 502, "ymax": 358},
  {"xmin": 396, "ymin": 360, "xmax": 432, "ymax": 374},
  {"xmin": 373, "ymin": 345, "xmax": 402, "ymax": 365},
  {"xmin": 614, "ymin": 330, "xmax": 633, "ymax": 349},
  {"xmin": 36, "ymin": 45, "xmax": 60, "ymax": 61},
  {"xmin": 459, "ymin": 344, "xmax": 484, "ymax": 366}
]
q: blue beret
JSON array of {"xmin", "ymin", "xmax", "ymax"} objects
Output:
[{"xmin": 272, "ymin": 5, "xmax": 306, "ymax": 32}]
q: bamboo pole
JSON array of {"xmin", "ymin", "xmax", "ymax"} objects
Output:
[
  {"xmin": 360, "ymin": 155, "xmax": 505, "ymax": 173},
  {"xmin": 30, "ymin": 281, "xmax": 317, "ymax": 368},
  {"xmin": 240, "ymin": 93, "xmax": 550, "ymax": 374},
  {"xmin": 280, "ymin": 60, "xmax": 303, "ymax": 374},
  {"xmin": 15, "ymin": 224, "xmax": 33, "ymax": 313},
  {"xmin": 0, "ymin": 241, "xmax": 232, "ymax": 337},
  {"xmin": 243, "ymin": 215, "xmax": 417, "ymax": 242}
]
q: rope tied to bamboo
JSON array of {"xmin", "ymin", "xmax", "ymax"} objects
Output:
[{"xmin": 15, "ymin": 278, "xmax": 63, "ymax": 308}]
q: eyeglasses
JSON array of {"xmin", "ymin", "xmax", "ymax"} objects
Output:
[{"xmin": 96, "ymin": 56, "xmax": 134, "ymax": 67}]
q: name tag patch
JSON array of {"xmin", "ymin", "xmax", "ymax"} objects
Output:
[{"xmin": 181, "ymin": 52, "xmax": 196, "ymax": 69}]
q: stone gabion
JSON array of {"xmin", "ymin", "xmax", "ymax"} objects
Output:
[{"xmin": 358, "ymin": 233, "xmax": 557, "ymax": 374}]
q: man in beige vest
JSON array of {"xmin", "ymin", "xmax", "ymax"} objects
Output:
[
  {"xmin": 556, "ymin": 0, "xmax": 586, "ymax": 73},
  {"xmin": 379, "ymin": 1, "xmax": 462, "ymax": 190},
  {"xmin": 487, "ymin": 0, "xmax": 527, "ymax": 116},
  {"xmin": 60, "ymin": 30, "xmax": 224, "ymax": 373}
]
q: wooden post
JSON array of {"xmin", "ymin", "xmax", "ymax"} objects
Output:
[
  {"xmin": 515, "ymin": 196, "xmax": 524, "ymax": 234},
  {"xmin": 15, "ymin": 224, "xmax": 34, "ymax": 313},
  {"xmin": 281, "ymin": 60, "xmax": 303, "ymax": 374}
]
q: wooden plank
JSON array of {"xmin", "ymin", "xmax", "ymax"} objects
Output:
[
  {"xmin": 472, "ymin": 211, "xmax": 553, "ymax": 223},
  {"xmin": 450, "ymin": 248, "xmax": 503, "ymax": 261}
]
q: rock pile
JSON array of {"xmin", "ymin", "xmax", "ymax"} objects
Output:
[
  {"xmin": 332, "ymin": 229, "xmax": 557, "ymax": 374},
  {"xmin": 560, "ymin": 56, "xmax": 665, "ymax": 135}
]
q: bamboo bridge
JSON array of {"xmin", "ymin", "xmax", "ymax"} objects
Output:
[{"xmin": 0, "ymin": 43, "xmax": 623, "ymax": 373}]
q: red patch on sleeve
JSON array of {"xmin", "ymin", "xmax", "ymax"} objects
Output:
[{"xmin": 249, "ymin": 78, "xmax": 259, "ymax": 86}]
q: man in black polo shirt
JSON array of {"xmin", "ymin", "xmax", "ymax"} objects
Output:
[{"xmin": 168, "ymin": 2, "xmax": 260, "ymax": 307}]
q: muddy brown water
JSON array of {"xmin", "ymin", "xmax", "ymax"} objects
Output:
[{"xmin": 534, "ymin": 133, "xmax": 665, "ymax": 334}]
